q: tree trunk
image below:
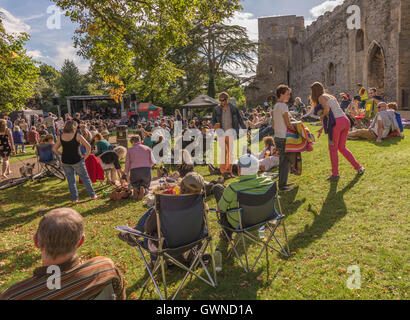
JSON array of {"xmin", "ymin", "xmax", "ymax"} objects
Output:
[{"xmin": 207, "ymin": 72, "xmax": 216, "ymax": 98}]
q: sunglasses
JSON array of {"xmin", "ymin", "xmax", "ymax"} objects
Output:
[{"xmin": 219, "ymin": 99, "xmax": 227, "ymax": 102}]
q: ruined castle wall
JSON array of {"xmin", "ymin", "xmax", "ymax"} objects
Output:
[
  {"xmin": 291, "ymin": 0, "xmax": 401, "ymax": 105},
  {"xmin": 249, "ymin": 0, "xmax": 404, "ymax": 108},
  {"xmin": 398, "ymin": 0, "xmax": 410, "ymax": 108}
]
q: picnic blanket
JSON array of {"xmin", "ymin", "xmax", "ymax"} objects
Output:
[{"xmin": 285, "ymin": 122, "xmax": 315, "ymax": 153}]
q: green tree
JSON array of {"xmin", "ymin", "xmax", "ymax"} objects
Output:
[
  {"xmin": 39, "ymin": 63, "xmax": 60, "ymax": 87},
  {"xmin": 0, "ymin": 15, "xmax": 39, "ymax": 113},
  {"xmin": 192, "ymin": 23, "xmax": 258, "ymax": 98},
  {"xmin": 52, "ymin": 0, "xmax": 241, "ymax": 99}
]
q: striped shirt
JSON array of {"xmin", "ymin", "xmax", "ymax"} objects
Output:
[{"xmin": 0, "ymin": 255, "xmax": 126, "ymax": 300}]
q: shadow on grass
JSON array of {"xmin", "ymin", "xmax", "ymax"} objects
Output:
[
  {"xmin": 286, "ymin": 175, "xmax": 362, "ymax": 253},
  {"xmin": 279, "ymin": 186, "xmax": 305, "ymax": 217},
  {"xmin": 368, "ymin": 137, "xmax": 403, "ymax": 147},
  {"xmin": 0, "ymin": 246, "xmax": 40, "ymax": 276}
]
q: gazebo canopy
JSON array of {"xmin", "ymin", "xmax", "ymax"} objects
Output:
[{"xmin": 182, "ymin": 95, "xmax": 219, "ymax": 109}]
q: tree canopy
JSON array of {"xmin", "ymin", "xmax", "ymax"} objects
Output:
[
  {"xmin": 0, "ymin": 14, "xmax": 39, "ymax": 113},
  {"xmin": 52, "ymin": 0, "xmax": 242, "ymax": 101}
]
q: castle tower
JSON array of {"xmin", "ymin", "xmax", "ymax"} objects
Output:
[{"xmin": 246, "ymin": 15, "xmax": 304, "ymax": 105}]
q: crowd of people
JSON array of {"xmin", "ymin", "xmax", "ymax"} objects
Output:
[{"xmin": 0, "ymin": 80, "xmax": 406, "ymax": 300}]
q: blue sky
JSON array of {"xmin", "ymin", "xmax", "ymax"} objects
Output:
[{"xmin": 0, "ymin": 0, "xmax": 345, "ymax": 73}]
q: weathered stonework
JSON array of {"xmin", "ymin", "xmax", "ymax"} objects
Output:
[{"xmin": 246, "ymin": 0, "xmax": 410, "ymax": 110}]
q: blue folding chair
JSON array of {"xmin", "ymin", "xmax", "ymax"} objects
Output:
[{"xmin": 36, "ymin": 144, "xmax": 65, "ymax": 181}]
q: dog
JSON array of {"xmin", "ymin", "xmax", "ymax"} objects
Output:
[{"xmin": 20, "ymin": 163, "xmax": 35, "ymax": 177}]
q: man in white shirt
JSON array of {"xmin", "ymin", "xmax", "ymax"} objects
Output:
[
  {"xmin": 273, "ymin": 85, "xmax": 297, "ymax": 192},
  {"xmin": 348, "ymin": 102, "xmax": 399, "ymax": 142}
]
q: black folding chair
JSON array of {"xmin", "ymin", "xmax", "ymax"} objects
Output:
[
  {"xmin": 210, "ymin": 182, "xmax": 290, "ymax": 273},
  {"xmin": 116, "ymin": 192, "xmax": 216, "ymax": 300}
]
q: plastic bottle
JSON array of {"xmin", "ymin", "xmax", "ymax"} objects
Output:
[
  {"xmin": 214, "ymin": 247, "xmax": 222, "ymax": 272},
  {"xmin": 258, "ymin": 226, "xmax": 266, "ymax": 240}
]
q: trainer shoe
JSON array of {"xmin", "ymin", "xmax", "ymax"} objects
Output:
[{"xmin": 357, "ymin": 167, "xmax": 365, "ymax": 175}]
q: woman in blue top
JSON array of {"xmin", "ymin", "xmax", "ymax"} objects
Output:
[
  {"xmin": 12, "ymin": 126, "xmax": 25, "ymax": 154},
  {"xmin": 94, "ymin": 133, "xmax": 111, "ymax": 156}
]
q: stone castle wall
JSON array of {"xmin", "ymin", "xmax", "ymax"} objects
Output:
[{"xmin": 246, "ymin": 0, "xmax": 409, "ymax": 109}]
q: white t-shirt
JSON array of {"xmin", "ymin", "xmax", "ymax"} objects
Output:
[
  {"xmin": 371, "ymin": 115, "xmax": 390, "ymax": 138},
  {"xmin": 273, "ymin": 102, "xmax": 289, "ymax": 139}
]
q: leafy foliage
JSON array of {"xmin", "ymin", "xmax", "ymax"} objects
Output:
[
  {"xmin": 0, "ymin": 15, "xmax": 39, "ymax": 113},
  {"xmin": 51, "ymin": 0, "xmax": 242, "ymax": 100}
]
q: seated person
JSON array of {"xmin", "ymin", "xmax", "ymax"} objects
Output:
[
  {"xmin": 0, "ymin": 208, "xmax": 125, "ymax": 300},
  {"xmin": 94, "ymin": 133, "xmax": 111, "ymax": 156},
  {"xmin": 258, "ymin": 136, "xmax": 280, "ymax": 172},
  {"xmin": 212, "ymin": 154, "xmax": 273, "ymax": 240},
  {"xmin": 346, "ymin": 96, "xmax": 364, "ymax": 128},
  {"xmin": 99, "ymin": 125, "xmax": 110, "ymax": 140},
  {"xmin": 118, "ymin": 172, "xmax": 210, "ymax": 270},
  {"xmin": 99, "ymin": 146, "xmax": 127, "ymax": 185},
  {"xmin": 348, "ymin": 102, "xmax": 401, "ymax": 142},
  {"xmin": 388, "ymin": 102, "xmax": 404, "ymax": 134}
]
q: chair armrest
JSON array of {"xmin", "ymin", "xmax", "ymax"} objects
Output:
[{"xmin": 115, "ymin": 226, "xmax": 157, "ymax": 241}]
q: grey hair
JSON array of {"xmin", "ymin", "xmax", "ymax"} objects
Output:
[{"xmin": 114, "ymin": 146, "xmax": 127, "ymax": 159}]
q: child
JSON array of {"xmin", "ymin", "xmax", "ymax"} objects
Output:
[
  {"xmin": 273, "ymin": 84, "xmax": 295, "ymax": 192},
  {"xmin": 258, "ymin": 136, "xmax": 279, "ymax": 172}
]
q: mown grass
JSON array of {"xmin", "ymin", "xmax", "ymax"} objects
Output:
[{"xmin": 0, "ymin": 125, "xmax": 409, "ymax": 300}]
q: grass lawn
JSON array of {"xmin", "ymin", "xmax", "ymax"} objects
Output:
[{"xmin": 0, "ymin": 125, "xmax": 409, "ymax": 300}]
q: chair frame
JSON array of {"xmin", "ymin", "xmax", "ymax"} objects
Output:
[
  {"xmin": 116, "ymin": 192, "xmax": 216, "ymax": 300},
  {"xmin": 210, "ymin": 183, "xmax": 290, "ymax": 273},
  {"xmin": 35, "ymin": 144, "xmax": 65, "ymax": 181}
]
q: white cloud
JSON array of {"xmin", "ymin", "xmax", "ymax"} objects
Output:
[
  {"xmin": 0, "ymin": 8, "xmax": 31, "ymax": 34},
  {"xmin": 305, "ymin": 18, "xmax": 315, "ymax": 27},
  {"xmin": 22, "ymin": 14, "xmax": 45, "ymax": 22},
  {"xmin": 224, "ymin": 12, "xmax": 258, "ymax": 78},
  {"xmin": 51, "ymin": 42, "xmax": 90, "ymax": 73},
  {"xmin": 225, "ymin": 12, "xmax": 258, "ymax": 41},
  {"xmin": 27, "ymin": 49, "xmax": 43, "ymax": 59},
  {"xmin": 310, "ymin": 0, "xmax": 344, "ymax": 18}
]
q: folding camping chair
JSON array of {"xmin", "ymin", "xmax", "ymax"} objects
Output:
[
  {"xmin": 210, "ymin": 182, "xmax": 290, "ymax": 273},
  {"xmin": 115, "ymin": 192, "xmax": 216, "ymax": 300},
  {"xmin": 36, "ymin": 144, "xmax": 65, "ymax": 181}
]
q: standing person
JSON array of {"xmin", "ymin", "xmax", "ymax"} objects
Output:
[
  {"xmin": 125, "ymin": 135, "xmax": 156, "ymax": 201},
  {"xmin": 55, "ymin": 117, "xmax": 65, "ymax": 136},
  {"xmin": 0, "ymin": 119, "xmax": 14, "ymax": 179},
  {"xmin": 212, "ymin": 92, "xmax": 247, "ymax": 179},
  {"xmin": 273, "ymin": 85, "xmax": 296, "ymax": 192},
  {"xmin": 12, "ymin": 126, "xmax": 25, "ymax": 154},
  {"xmin": 357, "ymin": 83, "xmax": 368, "ymax": 109},
  {"xmin": 19, "ymin": 118, "xmax": 29, "ymax": 141},
  {"xmin": 175, "ymin": 109, "xmax": 182, "ymax": 122},
  {"xmin": 44, "ymin": 112, "xmax": 57, "ymax": 142},
  {"xmin": 312, "ymin": 82, "xmax": 365, "ymax": 181},
  {"xmin": 52, "ymin": 121, "xmax": 98, "ymax": 203}
]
